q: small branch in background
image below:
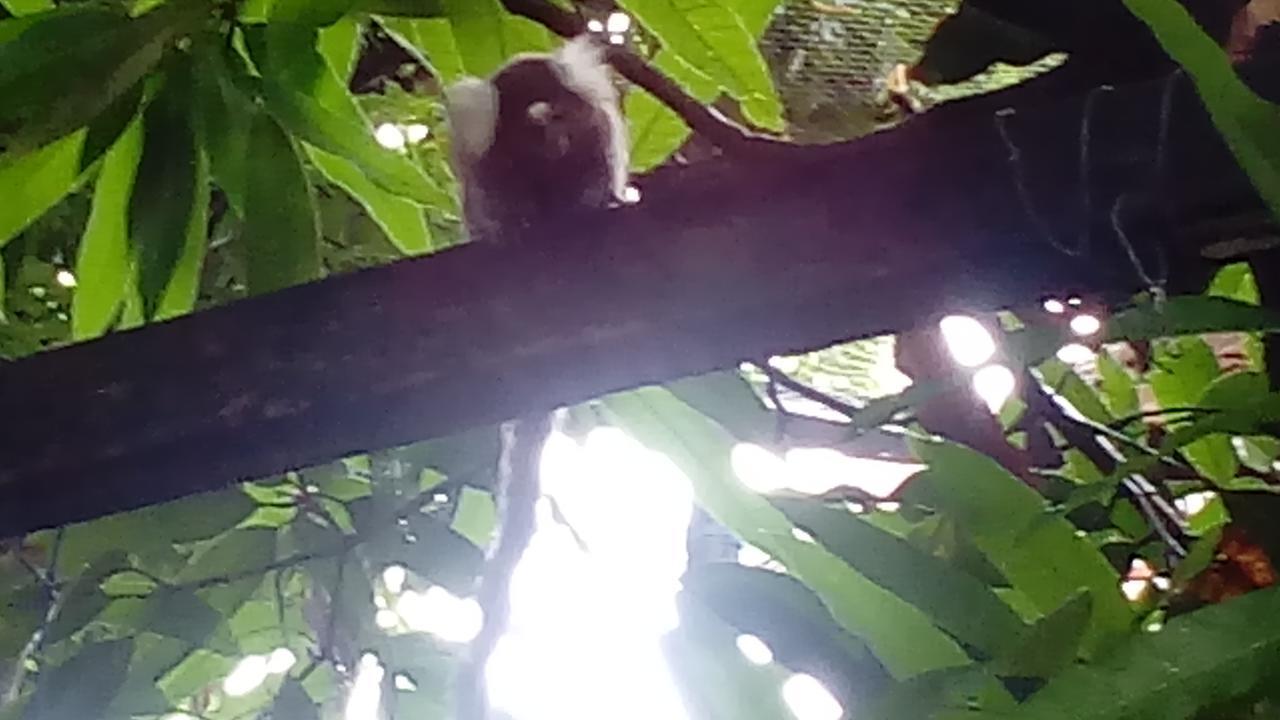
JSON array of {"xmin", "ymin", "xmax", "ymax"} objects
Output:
[
  {"xmin": 5, "ymin": 528, "xmax": 65, "ymax": 705},
  {"xmin": 458, "ymin": 413, "xmax": 553, "ymax": 720},
  {"xmin": 757, "ymin": 362, "xmax": 864, "ymax": 421},
  {"xmin": 498, "ymin": 0, "xmax": 785, "ymax": 156}
]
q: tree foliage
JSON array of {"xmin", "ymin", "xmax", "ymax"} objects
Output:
[{"xmin": 1, "ymin": 0, "xmax": 1279, "ymax": 718}]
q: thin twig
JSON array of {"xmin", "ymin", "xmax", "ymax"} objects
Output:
[
  {"xmin": 756, "ymin": 362, "xmax": 864, "ymax": 421},
  {"xmin": 498, "ymin": 0, "xmax": 784, "ymax": 155}
]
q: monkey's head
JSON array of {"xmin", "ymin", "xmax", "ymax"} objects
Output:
[{"xmin": 445, "ymin": 37, "xmax": 629, "ymax": 242}]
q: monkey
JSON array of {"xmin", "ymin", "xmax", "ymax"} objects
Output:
[{"xmin": 444, "ymin": 36, "xmax": 630, "ymax": 245}]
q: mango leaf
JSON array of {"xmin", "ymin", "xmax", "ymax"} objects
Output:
[
  {"xmin": 996, "ymin": 584, "xmax": 1280, "ymax": 720},
  {"xmin": 602, "ymin": 387, "xmax": 970, "ymax": 679},
  {"xmin": 0, "ymin": 0, "xmax": 52, "ymax": 15},
  {"xmin": 272, "ymin": 679, "xmax": 320, "ymax": 720},
  {"xmin": 439, "ymin": 0, "xmax": 552, "ymax": 76},
  {"xmin": 774, "ymin": 498, "xmax": 1025, "ymax": 657},
  {"xmin": 1121, "ymin": 0, "xmax": 1280, "ymax": 220},
  {"xmin": 993, "ymin": 590, "xmax": 1091, "ymax": 678},
  {"xmin": 905, "ymin": 439, "xmax": 1132, "ymax": 656},
  {"xmin": 0, "ymin": 129, "xmax": 88, "ymax": 246},
  {"xmin": 72, "ymin": 115, "xmax": 141, "ymax": 340},
  {"xmin": 0, "ymin": 2, "xmax": 198, "ymax": 158},
  {"xmin": 25, "ymin": 639, "xmax": 134, "ymax": 720},
  {"xmin": 380, "ymin": 16, "xmax": 467, "ymax": 84},
  {"xmin": 663, "ymin": 593, "xmax": 795, "ymax": 720},
  {"xmin": 1107, "ymin": 297, "xmax": 1280, "ymax": 341},
  {"xmin": 243, "ymin": 111, "xmax": 320, "ymax": 294},
  {"xmin": 317, "ymin": 16, "xmax": 362, "ymax": 85},
  {"xmin": 873, "ymin": 666, "xmax": 1016, "ymax": 720},
  {"xmin": 269, "ymin": 0, "xmax": 357, "ymax": 26},
  {"xmin": 617, "ymin": 0, "xmax": 784, "ymax": 129},
  {"xmin": 626, "ymin": 52, "xmax": 719, "ymax": 171},
  {"xmin": 195, "ymin": 44, "xmax": 255, "ymax": 215},
  {"xmin": 128, "ymin": 57, "xmax": 208, "ymax": 320},
  {"xmin": 139, "ymin": 587, "xmax": 223, "ymax": 646}
]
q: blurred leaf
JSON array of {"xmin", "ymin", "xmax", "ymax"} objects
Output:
[
  {"xmin": 244, "ymin": 111, "xmax": 320, "ymax": 294},
  {"xmin": 1174, "ymin": 526, "xmax": 1222, "ymax": 583},
  {"xmin": 663, "ymin": 593, "xmax": 795, "ymax": 720},
  {"xmin": 1122, "ymin": 0, "xmax": 1280, "ymax": 220},
  {"xmin": 0, "ymin": 0, "xmax": 52, "ymax": 15},
  {"xmin": 272, "ymin": 679, "xmax": 320, "ymax": 720},
  {"xmin": 1039, "ymin": 360, "xmax": 1113, "ymax": 424},
  {"xmin": 625, "ymin": 52, "xmax": 718, "ymax": 171},
  {"xmin": 874, "ymin": 666, "xmax": 1016, "ymax": 720},
  {"xmin": 318, "ymin": 17, "xmax": 362, "ymax": 83},
  {"xmin": 451, "ymin": 486, "xmax": 496, "ymax": 548},
  {"xmin": 775, "ymin": 498, "xmax": 1025, "ymax": 657},
  {"xmin": 906, "ymin": 439, "xmax": 1132, "ymax": 656},
  {"xmin": 617, "ymin": 0, "xmax": 784, "ymax": 129},
  {"xmin": 993, "ymin": 590, "xmax": 1091, "ymax": 678},
  {"xmin": 1208, "ymin": 262, "xmax": 1261, "ymax": 305},
  {"xmin": 26, "ymin": 639, "xmax": 133, "ymax": 720},
  {"xmin": 0, "ymin": 130, "xmax": 88, "ymax": 247},
  {"xmin": 1095, "ymin": 351, "xmax": 1139, "ymax": 421},
  {"xmin": 665, "ymin": 370, "xmax": 774, "ymax": 443},
  {"xmin": 994, "ymin": 584, "xmax": 1280, "ymax": 720},
  {"xmin": 440, "ymin": 0, "xmax": 552, "ymax": 76},
  {"xmin": 380, "ymin": 512, "xmax": 483, "ymax": 595},
  {"xmin": 195, "ymin": 44, "xmax": 255, "ymax": 215},
  {"xmin": 128, "ymin": 57, "xmax": 208, "ymax": 320},
  {"xmin": 1108, "ymin": 297, "xmax": 1280, "ymax": 341},
  {"xmin": 380, "ymin": 16, "xmax": 466, "ymax": 84},
  {"xmin": 45, "ymin": 550, "xmax": 128, "ymax": 644},
  {"xmin": 139, "ymin": 587, "xmax": 222, "ymax": 646},
  {"xmin": 603, "ymin": 387, "xmax": 969, "ymax": 679},
  {"xmin": 71, "ymin": 115, "xmax": 141, "ymax": 340},
  {"xmin": 307, "ymin": 144, "xmax": 434, "ymax": 255},
  {"xmin": 270, "ymin": 0, "xmax": 357, "ymax": 25},
  {"xmin": 0, "ymin": 2, "xmax": 196, "ymax": 158}
]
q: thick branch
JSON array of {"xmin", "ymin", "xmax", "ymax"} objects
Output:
[{"xmin": 0, "ymin": 55, "xmax": 1275, "ymax": 535}]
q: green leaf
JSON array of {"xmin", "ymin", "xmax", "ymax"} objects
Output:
[
  {"xmin": 993, "ymin": 590, "xmax": 1091, "ymax": 678},
  {"xmin": 317, "ymin": 16, "xmax": 362, "ymax": 85},
  {"xmin": 272, "ymin": 679, "xmax": 320, "ymax": 720},
  {"xmin": 625, "ymin": 52, "xmax": 719, "ymax": 171},
  {"xmin": 663, "ymin": 593, "xmax": 795, "ymax": 720},
  {"xmin": 1208, "ymin": 262, "xmax": 1260, "ymax": 305},
  {"xmin": 617, "ymin": 0, "xmax": 784, "ymax": 129},
  {"xmin": 905, "ymin": 439, "xmax": 1132, "ymax": 656},
  {"xmin": 439, "ymin": 0, "xmax": 552, "ymax": 76},
  {"xmin": 1095, "ymin": 351, "xmax": 1139, "ymax": 421},
  {"xmin": 1121, "ymin": 0, "xmax": 1280, "ymax": 221},
  {"xmin": 306, "ymin": 136, "xmax": 434, "ymax": 255},
  {"xmin": 774, "ymin": 498, "xmax": 1025, "ymax": 657},
  {"xmin": 270, "ymin": 0, "xmax": 357, "ymax": 25},
  {"xmin": 1108, "ymin": 297, "xmax": 1280, "ymax": 341},
  {"xmin": 380, "ymin": 16, "xmax": 467, "ymax": 85},
  {"xmin": 0, "ymin": 2, "xmax": 198, "ymax": 158},
  {"xmin": 139, "ymin": 587, "xmax": 222, "ymax": 646},
  {"xmin": 244, "ymin": 111, "xmax": 320, "ymax": 294},
  {"xmin": 45, "ymin": 550, "xmax": 128, "ymax": 644},
  {"xmin": 0, "ymin": 0, "xmax": 52, "ymax": 16},
  {"xmin": 373, "ymin": 512, "xmax": 483, "ymax": 595},
  {"xmin": 128, "ymin": 58, "xmax": 208, "ymax": 320},
  {"xmin": 25, "ymin": 639, "xmax": 134, "ymax": 720},
  {"xmin": 0, "ymin": 129, "xmax": 88, "ymax": 247},
  {"xmin": 451, "ymin": 486, "xmax": 496, "ymax": 548},
  {"xmin": 603, "ymin": 387, "xmax": 969, "ymax": 679},
  {"xmin": 195, "ymin": 44, "xmax": 255, "ymax": 215},
  {"xmin": 997, "ymin": 584, "xmax": 1280, "ymax": 720},
  {"xmin": 71, "ymin": 115, "xmax": 141, "ymax": 340}
]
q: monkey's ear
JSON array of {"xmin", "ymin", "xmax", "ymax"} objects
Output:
[{"xmin": 444, "ymin": 77, "xmax": 499, "ymax": 159}]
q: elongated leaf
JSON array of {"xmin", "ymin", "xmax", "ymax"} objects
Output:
[
  {"xmin": 72, "ymin": 116, "xmax": 141, "ymax": 340},
  {"xmin": 44, "ymin": 550, "xmax": 128, "ymax": 645},
  {"xmin": 440, "ymin": 0, "xmax": 551, "ymax": 76},
  {"xmin": 270, "ymin": 0, "xmax": 357, "ymax": 25},
  {"xmin": 128, "ymin": 59, "xmax": 207, "ymax": 320},
  {"xmin": 272, "ymin": 679, "xmax": 321, "ymax": 720},
  {"xmin": 1095, "ymin": 351, "xmax": 1139, "ymax": 420},
  {"xmin": 1107, "ymin": 296, "xmax": 1280, "ymax": 341},
  {"xmin": 317, "ymin": 16, "xmax": 362, "ymax": 84},
  {"xmin": 603, "ymin": 387, "xmax": 970, "ymax": 679},
  {"xmin": 244, "ymin": 111, "xmax": 320, "ymax": 294},
  {"xmin": 774, "ymin": 498, "xmax": 1025, "ymax": 657},
  {"xmin": 905, "ymin": 439, "xmax": 1131, "ymax": 656},
  {"xmin": 380, "ymin": 16, "xmax": 466, "ymax": 84},
  {"xmin": 195, "ymin": 44, "xmax": 254, "ymax": 215},
  {"xmin": 0, "ymin": 0, "xmax": 52, "ymax": 15},
  {"xmin": 997, "ymin": 585, "xmax": 1280, "ymax": 720},
  {"xmin": 617, "ymin": 0, "xmax": 784, "ymax": 129},
  {"xmin": 0, "ymin": 129, "xmax": 91, "ymax": 246},
  {"xmin": 626, "ymin": 52, "xmax": 719, "ymax": 171},
  {"xmin": 0, "ymin": 1, "xmax": 199, "ymax": 157},
  {"xmin": 993, "ymin": 590, "xmax": 1091, "ymax": 678},
  {"xmin": 308, "ymin": 145, "xmax": 434, "ymax": 255},
  {"xmin": 140, "ymin": 587, "xmax": 223, "ymax": 646},
  {"xmin": 26, "ymin": 639, "xmax": 134, "ymax": 720},
  {"xmin": 1122, "ymin": 0, "xmax": 1280, "ymax": 220}
]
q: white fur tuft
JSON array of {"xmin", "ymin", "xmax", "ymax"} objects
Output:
[
  {"xmin": 553, "ymin": 36, "xmax": 630, "ymax": 200},
  {"xmin": 444, "ymin": 77, "xmax": 500, "ymax": 159}
]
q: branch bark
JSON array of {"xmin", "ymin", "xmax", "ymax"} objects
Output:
[{"xmin": 0, "ymin": 54, "xmax": 1275, "ymax": 536}]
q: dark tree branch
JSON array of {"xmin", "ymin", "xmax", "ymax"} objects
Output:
[
  {"xmin": 498, "ymin": 0, "xmax": 783, "ymax": 155},
  {"xmin": 0, "ymin": 53, "xmax": 1275, "ymax": 536}
]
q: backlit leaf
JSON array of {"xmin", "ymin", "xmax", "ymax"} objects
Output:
[
  {"xmin": 25, "ymin": 639, "xmax": 134, "ymax": 720},
  {"xmin": 0, "ymin": 130, "xmax": 88, "ymax": 247},
  {"xmin": 244, "ymin": 111, "xmax": 320, "ymax": 294}
]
